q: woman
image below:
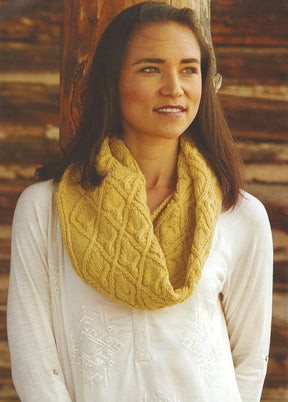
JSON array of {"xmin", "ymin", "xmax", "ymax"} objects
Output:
[{"xmin": 7, "ymin": 2, "xmax": 273, "ymax": 401}]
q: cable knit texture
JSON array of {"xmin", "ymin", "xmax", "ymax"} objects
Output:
[{"xmin": 56, "ymin": 134, "xmax": 222, "ymax": 310}]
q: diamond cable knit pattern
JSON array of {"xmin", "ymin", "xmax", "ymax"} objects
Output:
[{"xmin": 56, "ymin": 135, "xmax": 222, "ymax": 310}]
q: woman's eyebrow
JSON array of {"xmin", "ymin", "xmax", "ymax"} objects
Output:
[
  {"xmin": 181, "ymin": 58, "xmax": 200, "ymax": 64},
  {"xmin": 132, "ymin": 57, "xmax": 200, "ymax": 65}
]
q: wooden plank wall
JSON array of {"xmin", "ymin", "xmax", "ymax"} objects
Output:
[{"xmin": 0, "ymin": 0, "xmax": 287, "ymax": 400}]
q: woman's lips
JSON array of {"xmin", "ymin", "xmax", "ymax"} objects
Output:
[{"xmin": 153, "ymin": 105, "xmax": 186, "ymax": 117}]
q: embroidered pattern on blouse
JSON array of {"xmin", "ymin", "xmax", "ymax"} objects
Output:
[
  {"xmin": 49, "ymin": 265, "xmax": 60, "ymax": 293},
  {"xmin": 133, "ymin": 310, "xmax": 153, "ymax": 361},
  {"xmin": 70, "ymin": 306, "xmax": 122, "ymax": 389},
  {"xmin": 182, "ymin": 318, "xmax": 222, "ymax": 388},
  {"xmin": 142, "ymin": 391, "xmax": 181, "ymax": 402}
]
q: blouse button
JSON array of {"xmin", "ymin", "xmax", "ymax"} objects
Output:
[{"xmin": 53, "ymin": 369, "xmax": 59, "ymax": 375}]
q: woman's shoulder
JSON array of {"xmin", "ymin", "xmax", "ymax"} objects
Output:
[
  {"xmin": 14, "ymin": 179, "xmax": 57, "ymax": 222},
  {"xmin": 219, "ymin": 191, "xmax": 271, "ymax": 240},
  {"xmin": 231, "ymin": 191, "xmax": 268, "ymax": 220},
  {"xmin": 18, "ymin": 179, "xmax": 55, "ymax": 200},
  {"xmin": 216, "ymin": 192, "xmax": 273, "ymax": 273}
]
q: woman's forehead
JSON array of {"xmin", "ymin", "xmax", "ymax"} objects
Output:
[{"xmin": 125, "ymin": 22, "xmax": 201, "ymax": 59}]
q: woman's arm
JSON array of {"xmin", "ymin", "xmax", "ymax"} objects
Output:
[
  {"xmin": 7, "ymin": 183, "xmax": 72, "ymax": 402},
  {"xmin": 221, "ymin": 194, "xmax": 273, "ymax": 402}
]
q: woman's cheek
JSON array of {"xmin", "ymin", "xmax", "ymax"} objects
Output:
[{"xmin": 121, "ymin": 81, "xmax": 152, "ymax": 107}]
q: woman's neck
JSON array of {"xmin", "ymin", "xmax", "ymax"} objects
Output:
[{"xmin": 122, "ymin": 133, "xmax": 179, "ymax": 191}]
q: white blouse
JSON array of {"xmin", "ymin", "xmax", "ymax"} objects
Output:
[{"xmin": 7, "ymin": 180, "xmax": 273, "ymax": 402}]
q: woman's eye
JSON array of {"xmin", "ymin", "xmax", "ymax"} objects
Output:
[
  {"xmin": 141, "ymin": 66, "xmax": 159, "ymax": 73},
  {"xmin": 183, "ymin": 67, "xmax": 197, "ymax": 74}
]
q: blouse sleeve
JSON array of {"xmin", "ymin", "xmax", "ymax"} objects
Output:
[
  {"xmin": 221, "ymin": 195, "xmax": 273, "ymax": 402},
  {"xmin": 7, "ymin": 183, "xmax": 72, "ymax": 402}
]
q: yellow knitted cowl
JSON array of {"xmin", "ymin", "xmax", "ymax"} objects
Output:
[{"xmin": 56, "ymin": 135, "xmax": 222, "ymax": 310}]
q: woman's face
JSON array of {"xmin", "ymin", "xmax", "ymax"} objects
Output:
[{"xmin": 118, "ymin": 22, "xmax": 202, "ymax": 143}]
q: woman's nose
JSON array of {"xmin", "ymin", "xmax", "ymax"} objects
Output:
[{"xmin": 159, "ymin": 72, "xmax": 184, "ymax": 98}]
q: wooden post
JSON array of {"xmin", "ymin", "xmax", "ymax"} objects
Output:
[{"xmin": 59, "ymin": 0, "xmax": 214, "ymax": 148}]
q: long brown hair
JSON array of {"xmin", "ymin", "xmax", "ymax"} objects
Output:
[{"xmin": 36, "ymin": 1, "xmax": 244, "ymax": 210}]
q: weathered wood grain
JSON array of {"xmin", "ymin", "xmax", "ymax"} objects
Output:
[
  {"xmin": 0, "ymin": 42, "xmax": 59, "ymax": 73},
  {"xmin": 0, "ymin": 292, "xmax": 8, "ymax": 308},
  {"xmin": 0, "ymin": 82, "xmax": 59, "ymax": 128},
  {"xmin": 0, "ymin": 80, "xmax": 59, "ymax": 100},
  {"xmin": 274, "ymin": 263, "xmax": 288, "ymax": 289},
  {"xmin": 0, "ymin": 386, "xmax": 19, "ymax": 401},
  {"xmin": 219, "ymin": 94, "xmax": 288, "ymax": 141},
  {"xmin": 220, "ymin": 84, "xmax": 288, "ymax": 102},
  {"xmin": 0, "ymin": 275, "xmax": 8, "ymax": 298},
  {"xmin": 0, "ymin": 72, "xmax": 59, "ymax": 85},
  {"xmin": 0, "ymin": 240, "xmax": 10, "ymax": 259},
  {"xmin": 266, "ymin": 349, "xmax": 288, "ymax": 389},
  {"xmin": 0, "ymin": 122, "xmax": 58, "ymax": 140},
  {"xmin": 247, "ymin": 183, "xmax": 288, "ymax": 209},
  {"xmin": 0, "ymin": 226, "xmax": 11, "ymax": 241},
  {"xmin": 273, "ymin": 230, "xmax": 288, "ymax": 256},
  {"xmin": 0, "ymin": 180, "xmax": 35, "ymax": 195},
  {"xmin": 0, "ymin": 310, "xmax": 6, "ymax": 341},
  {"xmin": 272, "ymin": 292, "xmax": 288, "ymax": 339},
  {"xmin": 236, "ymin": 141, "xmax": 288, "ymax": 164},
  {"xmin": 265, "ymin": 355, "xmax": 288, "ymax": 389},
  {"xmin": 0, "ymin": 137, "xmax": 60, "ymax": 165},
  {"xmin": 0, "ymin": 350, "xmax": 10, "ymax": 377},
  {"xmin": 0, "ymin": 213, "xmax": 13, "ymax": 227},
  {"xmin": 1, "ymin": 0, "xmax": 287, "ymax": 46},
  {"xmin": 214, "ymin": 46, "xmax": 288, "ymax": 85},
  {"xmin": 272, "ymin": 229, "xmax": 288, "ymax": 286},
  {"xmin": 211, "ymin": 0, "xmax": 288, "ymax": 46},
  {"xmin": 261, "ymin": 387, "xmax": 288, "ymax": 402},
  {"xmin": 0, "ymin": 165, "xmax": 37, "ymax": 181},
  {"xmin": 0, "ymin": 225, "xmax": 11, "ymax": 277},
  {"xmin": 0, "ymin": 380, "xmax": 19, "ymax": 401},
  {"xmin": 0, "ymin": 224, "xmax": 11, "ymax": 274},
  {"xmin": 0, "ymin": 0, "xmax": 63, "ymax": 45},
  {"xmin": 0, "ymin": 259, "xmax": 9, "ymax": 277},
  {"xmin": 245, "ymin": 163, "xmax": 288, "ymax": 184}
]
